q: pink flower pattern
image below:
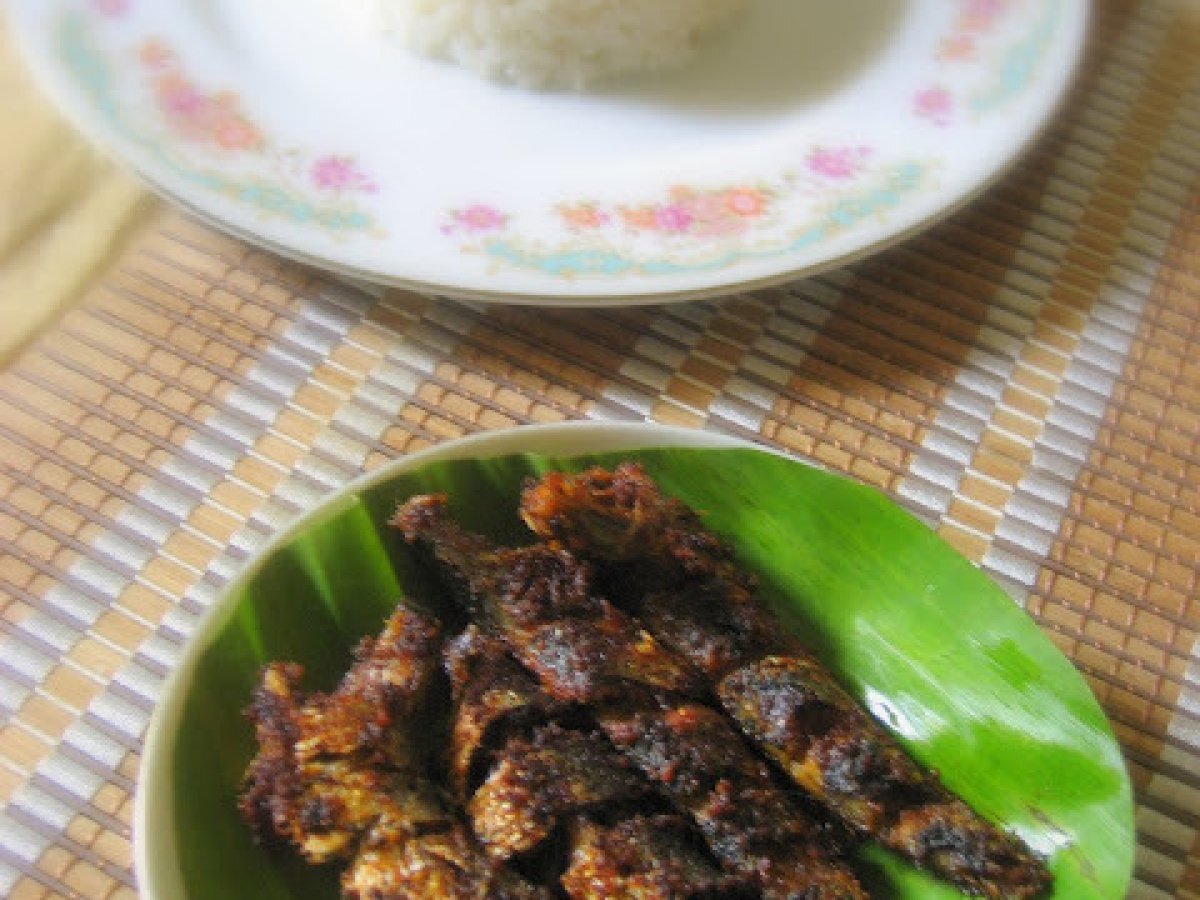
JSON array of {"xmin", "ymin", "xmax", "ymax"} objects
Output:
[
  {"xmin": 76, "ymin": 0, "xmax": 1036, "ymax": 253},
  {"xmin": 654, "ymin": 204, "xmax": 694, "ymax": 234},
  {"xmin": 75, "ymin": 11, "xmax": 382, "ymax": 235},
  {"xmin": 91, "ymin": 0, "xmax": 129, "ymax": 17},
  {"xmin": 925, "ymin": 0, "xmax": 1015, "ymax": 123},
  {"xmin": 725, "ymin": 189, "xmax": 767, "ymax": 217},
  {"xmin": 125, "ymin": 33, "xmax": 382, "ymax": 210},
  {"xmin": 618, "ymin": 186, "xmax": 773, "ymax": 238},
  {"xmin": 139, "ymin": 42, "xmax": 263, "ymax": 152},
  {"xmin": 558, "ymin": 203, "xmax": 611, "ymax": 231},
  {"xmin": 938, "ymin": 0, "xmax": 1012, "ymax": 61},
  {"xmin": 964, "ymin": 0, "xmax": 1007, "ymax": 24},
  {"xmin": 450, "ymin": 0, "xmax": 1022, "ymax": 239},
  {"xmin": 442, "ymin": 205, "xmax": 508, "ymax": 235},
  {"xmin": 311, "ymin": 156, "xmax": 377, "ymax": 194},
  {"xmin": 915, "ymin": 87, "xmax": 954, "ymax": 127},
  {"xmin": 806, "ymin": 146, "xmax": 873, "ymax": 180},
  {"xmin": 458, "ymin": 184, "xmax": 778, "ymax": 242}
]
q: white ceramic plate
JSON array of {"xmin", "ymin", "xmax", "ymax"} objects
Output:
[{"xmin": 10, "ymin": 0, "xmax": 1088, "ymax": 304}]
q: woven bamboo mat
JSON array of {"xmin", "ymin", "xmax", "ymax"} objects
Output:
[{"xmin": 2, "ymin": 0, "xmax": 1199, "ymax": 897}]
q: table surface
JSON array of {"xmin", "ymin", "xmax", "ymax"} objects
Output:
[{"xmin": 1, "ymin": 1, "xmax": 1199, "ymax": 898}]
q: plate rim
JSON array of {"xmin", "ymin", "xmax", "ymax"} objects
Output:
[{"xmin": 8, "ymin": 0, "xmax": 1092, "ymax": 306}]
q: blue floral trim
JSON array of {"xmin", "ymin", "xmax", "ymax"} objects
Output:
[
  {"xmin": 475, "ymin": 163, "xmax": 929, "ymax": 279},
  {"xmin": 972, "ymin": 0, "xmax": 1065, "ymax": 114}
]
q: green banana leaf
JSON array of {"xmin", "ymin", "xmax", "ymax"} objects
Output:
[{"xmin": 141, "ymin": 442, "xmax": 1132, "ymax": 900}]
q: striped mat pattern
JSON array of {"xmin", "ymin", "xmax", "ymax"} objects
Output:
[{"xmin": 1, "ymin": 0, "xmax": 1199, "ymax": 897}]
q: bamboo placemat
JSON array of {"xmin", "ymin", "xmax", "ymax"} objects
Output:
[{"xmin": 2, "ymin": 0, "xmax": 1199, "ymax": 897}]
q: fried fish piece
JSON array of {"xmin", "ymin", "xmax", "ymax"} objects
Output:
[
  {"xmin": 563, "ymin": 815, "xmax": 740, "ymax": 900},
  {"xmin": 346, "ymin": 826, "xmax": 549, "ymax": 900},
  {"xmin": 520, "ymin": 464, "xmax": 1052, "ymax": 899},
  {"xmin": 239, "ymin": 606, "xmax": 548, "ymax": 899},
  {"xmin": 239, "ymin": 608, "xmax": 449, "ymax": 863},
  {"xmin": 444, "ymin": 626, "xmax": 564, "ymax": 798},
  {"xmin": 599, "ymin": 703, "xmax": 861, "ymax": 900},
  {"xmin": 396, "ymin": 495, "xmax": 703, "ymax": 705},
  {"xmin": 721, "ymin": 656, "xmax": 1050, "ymax": 900},
  {"xmin": 469, "ymin": 723, "xmax": 651, "ymax": 860}
]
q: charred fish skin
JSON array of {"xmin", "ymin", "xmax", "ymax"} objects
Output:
[
  {"xmin": 239, "ymin": 606, "xmax": 550, "ymax": 899},
  {"xmin": 444, "ymin": 626, "xmax": 565, "ymax": 798},
  {"xmin": 519, "ymin": 466, "xmax": 746, "ymax": 589},
  {"xmin": 468, "ymin": 723, "xmax": 651, "ymax": 861},
  {"xmin": 240, "ymin": 661, "xmax": 539, "ymax": 900},
  {"xmin": 345, "ymin": 828, "xmax": 551, "ymax": 900},
  {"xmin": 239, "ymin": 661, "xmax": 306, "ymax": 852},
  {"xmin": 721, "ymin": 660, "xmax": 1050, "ymax": 900},
  {"xmin": 519, "ymin": 465, "xmax": 1053, "ymax": 899},
  {"xmin": 719, "ymin": 656, "xmax": 934, "ymax": 829},
  {"xmin": 563, "ymin": 815, "xmax": 742, "ymax": 900},
  {"xmin": 239, "ymin": 607, "xmax": 449, "ymax": 862},
  {"xmin": 393, "ymin": 494, "xmax": 703, "ymax": 704},
  {"xmin": 599, "ymin": 703, "xmax": 864, "ymax": 900},
  {"xmin": 394, "ymin": 496, "xmax": 868, "ymax": 900}
]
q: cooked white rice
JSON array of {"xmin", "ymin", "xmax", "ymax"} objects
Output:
[{"xmin": 364, "ymin": 0, "xmax": 753, "ymax": 89}]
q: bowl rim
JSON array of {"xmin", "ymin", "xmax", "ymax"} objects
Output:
[
  {"xmin": 133, "ymin": 419, "xmax": 1134, "ymax": 899},
  {"xmin": 132, "ymin": 421, "xmax": 764, "ymax": 900}
]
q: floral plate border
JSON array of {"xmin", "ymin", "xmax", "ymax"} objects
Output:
[
  {"xmin": 11, "ymin": 0, "xmax": 1085, "ymax": 301},
  {"xmin": 60, "ymin": 5, "xmax": 383, "ymax": 238},
  {"xmin": 442, "ymin": 0, "xmax": 1068, "ymax": 280}
]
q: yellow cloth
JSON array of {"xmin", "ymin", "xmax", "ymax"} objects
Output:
[{"xmin": 0, "ymin": 14, "xmax": 156, "ymax": 362}]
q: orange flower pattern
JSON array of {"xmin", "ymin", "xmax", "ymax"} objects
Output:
[
  {"xmin": 446, "ymin": 151, "xmax": 887, "ymax": 243},
  {"xmin": 139, "ymin": 41, "xmax": 263, "ymax": 153},
  {"xmin": 548, "ymin": 186, "xmax": 774, "ymax": 240},
  {"xmin": 937, "ymin": 0, "xmax": 1011, "ymax": 61},
  {"xmin": 922, "ymin": 0, "xmax": 1023, "ymax": 125}
]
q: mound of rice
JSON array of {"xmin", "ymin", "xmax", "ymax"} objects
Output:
[{"xmin": 365, "ymin": 0, "xmax": 753, "ymax": 89}]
